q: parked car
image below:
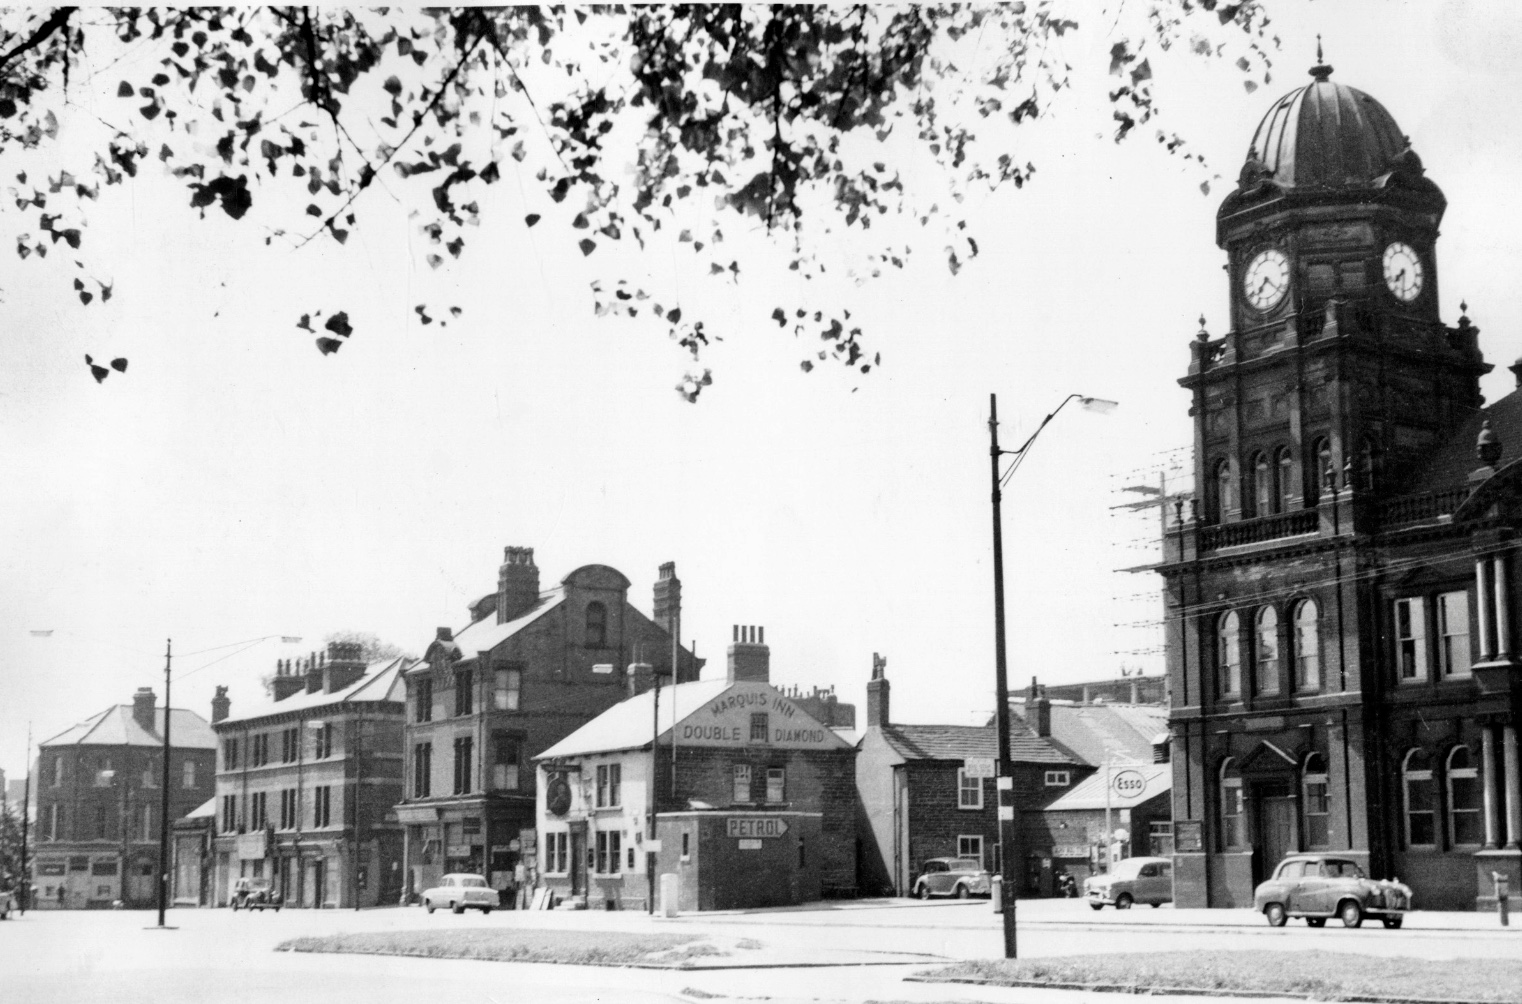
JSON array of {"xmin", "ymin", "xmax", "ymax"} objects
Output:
[
  {"xmin": 912, "ymin": 857, "xmax": 993, "ymax": 899},
  {"xmin": 230, "ymin": 876, "xmax": 282, "ymax": 912},
  {"xmin": 1253, "ymin": 854, "xmax": 1412, "ymax": 929},
  {"xmin": 422, "ymin": 873, "xmax": 498, "ymax": 914},
  {"xmin": 1084, "ymin": 856, "xmax": 1173, "ymax": 910}
]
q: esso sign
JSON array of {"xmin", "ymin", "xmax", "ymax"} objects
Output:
[{"xmin": 1111, "ymin": 769, "xmax": 1146, "ymax": 800}]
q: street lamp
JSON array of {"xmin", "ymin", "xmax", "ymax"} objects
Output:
[{"xmin": 988, "ymin": 392, "xmax": 1117, "ymax": 960}]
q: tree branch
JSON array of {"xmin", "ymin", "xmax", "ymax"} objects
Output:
[{"xmin": 0, "ymin": 6, "xmax": 75, "ymax": 77}]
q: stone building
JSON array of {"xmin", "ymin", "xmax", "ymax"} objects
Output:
[
  {"xmin": 1158, "ymin": 57, "xmax": 1522, "ymax": 910},
  {"xmin": 30, "ymin": 688, "xmax": 216, "ymax": 909},
  {"xmin": 395, "ymin": 549, "xmax": 701, "ymax": 904},
  {"xmin": 211, "ymin": 649, "xmax": 411, "ymax": 908},
  {"xmin": 535, "ymin": 626, "xmax": 856, "ymax": 911}
]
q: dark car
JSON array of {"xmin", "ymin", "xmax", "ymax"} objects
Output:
[
  {"xmin": 912, "ymin": 857, "xmax": 993, "ymax": 899},
  {"xmin": 230, "ymin": 877, "xmax": 283, "ymax": 912},
  {"xmin": 1253, "ymin": 854, "xmax": 1411, "ymax": 929}
]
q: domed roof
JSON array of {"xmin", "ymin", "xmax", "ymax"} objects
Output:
[{"xmin": 1241, "ymin": 63, "xmax": 1412, "ymax": 191}]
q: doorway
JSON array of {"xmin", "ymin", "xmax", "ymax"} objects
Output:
[
  {"xmin": 569, "ymin": 828, "xmax": 587, "ymax": 897},
  {"xmin": 1253, "ymin": 785, "xmax": 1297, "ymax": 886}
]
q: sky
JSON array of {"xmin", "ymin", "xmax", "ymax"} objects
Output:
[{"xmin": 5, "ymin": 1, "xmax": 1522, "ymax": 781}]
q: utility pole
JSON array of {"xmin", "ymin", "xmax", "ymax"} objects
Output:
[
  {"xmin": 155, "ymin": 639, "xmax": 172, "ymax": 928},
  {"xmin": 648, "ymin": 660, "xmax": 660, "ymax": 915},
  {"xmin": 988, "ymin": 393, "xmax": 1019, "ymax": 959},
  {"xmin": 19, "ymin": 723, "xmax": 31, "ymax": 914},
  {"xmin": 352, "ymin": 712, "xmax": 363, "ymax": 911}
]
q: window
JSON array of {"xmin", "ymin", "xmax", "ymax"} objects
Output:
[
  {"xmin": 1044, "ymin": 770, "xmax": 1071, "ymax": 787},
  {"xmin": 1221, "ymin": 759, "xmax": 1244, "ymax": 849},
  {"xmin": 313, "ymin": 786, "xmax": 332, "ymax": 828},
  {"xmin": 415, "ymin": 677, "xmax": 433, "ymax": 723},
  {"xmin": 1276, "ymin": 447, "xmax": 1295, "ymax": 512},
  {"xmin": 492, "ymin": 733, "xmax": 521, "ymax": 791},
  {"xmin": 141, "ymin": 756, "xmax": 159, "ymax": 788},
  {"xmin": 595, "ymin": 830, "xmax": 622, "ymax": 873},
  {"xmin": 1251, "ymin": 451, "xmax": 1271, "ymax": 517},
  {"xmin": 733, "ymin": 764, "xmax": 752, "ymax": 803},
  {"xmin": 628, "ymin": 846, "xmax": 636, "ymax": 871},
  {"xmin": 957, "ymin": 768, "xmax": 983, "ymax": 809},
  {"xmin": 1438, "ymin": 591, "xmax": 1472, "ymax": 678},
  {"xmin": 766, "ymin": 767, "xmax": 785, "ymax": 803},
  {"xmin": 454, "ymin": 669, "xmax": 474, "ymax": 716},
  {"xmin": 413, "ymin": 742, "xmax": 432, "ymax": 798},
  {"xmin": 52, "ymin": 755, "xmax": 64, "ymax": 787},
  {"xmin": 452, "ymin": 736, "xmax": 473, "ymax": 795},
  {"xmin": 1307, "ymin": 438, "xmax": 1333, "ymax": 503},
  {"xmin": 1396, "ymin": 598, "xmax": 1428, "ymax": 682},
  {"xmin": 957, "ymin": 835, "xmax": 984, "ymax": 866},
  {"xmin": 95, "ymin": 804, "xmax": 108, "ymax": 839},
  {"xmin": 1256, "ymin": 605, "xmax": 1280, "ymax": 695},
  {"xmin": 1213, "ymin": 459, "xmax": 1233, "ymax": 521},
  {"xmin": 1303, "ymin": 752, "xmax": 1329, "ymax": 848},
  {"xmin": 182, "ymin": 759, "xmax": 197, "ymax": 789},
  {"xmin": 545, "ymin": 832, "xmax": 569, "ymax": 874},
  {"xmin": 279, "ymin": 788, "xmax": 298, "ymax": 830},
  {"xmin": 281, "ymin": 727, "xmax": 299, "ymax": 763},
  {"xmin": 1448, "ymin": 745, "xmax": 1482, "ymax": 847},
  {"xmin": 585, "ymin": 601, "xmax": 608, "ymax": 648},
  {"xmin": 681, "ymin": 831, "xmax": 691, "ymax": 859},
  {"xmin": 1403, "ymin": 749, "xmax": 1436, "ymax": 848},
  {"xmin": 1360, "ymin": 437, "xmax": 1379, "ymax": 493},
  {"xmin": 139, "ymin": 804, "xmax": 153, "ymax": 841},
  {"xmin": 221, "ymin": 794, "xmax": 238, "ymax": 834},
  {"xmin": 750, "ymin": 713, "xmax": 769, "ymax": 742},
  {"xmin": 493, "ymin": 667, "xmax": 521, "ymax": 711},
  {"xmin": 47, "ymin": 804, "xmax": 60, "ymax": 840},
  {"xmin": 1217, "ymin": 611, "xmax": 1242, "ymax": 697},
  {"xmin": 596, "ymin": 763, "xmax": 621, "ymax": 807},
  {"xmin": 251, "ymin": 733, "xmax": 270, "ymax": 767},
  {"xmin": 94, "ymin": 758, "xmax": 112, "ymax": 787},
  {"xmin": 223, "ymin": 738, "xmax": 239, "ymax": 771},
  {"xmin": 250, "ymin": 791, "xmax": 268, "ymax": 831},
  {"xmin": 313, "ymin": 722, "xmax": 333, "ymax": 759},
  {"xmin": 1293, "ymin": 599, "xmax": 1320, "ymax": 692}
]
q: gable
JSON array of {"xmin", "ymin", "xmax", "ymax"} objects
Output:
[{"xmin": 673, "ymin": 682, "xmax": 850, "ymax": 751}]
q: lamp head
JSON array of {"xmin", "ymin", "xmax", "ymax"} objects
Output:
[{"xmin": 1078, "ymin": 396, "xmax": 1119, "ymax": 414}]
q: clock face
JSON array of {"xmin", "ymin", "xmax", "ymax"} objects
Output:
[
  {"xmin": 1382, "ymin": 242, "xmax": 1424, "ymax": 302},
  {"xmin": 1243, "ymin": 248, "xmax": 1290, "ymax": 312}
]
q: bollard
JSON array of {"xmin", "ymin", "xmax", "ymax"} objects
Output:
[
  {"xmin": 1495, "ymin": 872, "xmax": 1510, "ymax": 927},
  {"xmin": 991, "ymin": 875, "xmax": 1003, "ymax": 913},
  {"xmin": 659, "ymin": 873, "xmax": 679, "ymax": 918}
]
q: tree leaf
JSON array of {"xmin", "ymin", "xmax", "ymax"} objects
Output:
[{"xmin": 578, "ymin": 238, "xmax": 596, "ymax": 256}]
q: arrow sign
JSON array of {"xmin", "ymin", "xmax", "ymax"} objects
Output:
[{"xmin": 727, "ymin": 817, "xmax": 789, "ymax": 839}]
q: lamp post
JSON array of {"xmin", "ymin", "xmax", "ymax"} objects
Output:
[
  {"xmin": 988, "ymin": 392, "xmax": 1116, "ymax": 960},
  {"xmin": 352, "ymin": 711, "xmax": 364, "ymax": 911}
]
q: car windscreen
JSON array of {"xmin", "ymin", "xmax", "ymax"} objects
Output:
[
  {"xmin": 951, "ymin": 859, "xmax": 983, "ymax": 872},
  {"xmin": 1321, "ymin": 860, "xmax": 1365, "ymax": 878},
  {"xmin": 460, "ymin": 876, "xmax": 488, "ymax": 887}
]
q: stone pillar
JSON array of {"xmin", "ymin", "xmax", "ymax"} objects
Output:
[
  {"xmin": 1478, "ymin": 559, "xmax": 1495, "ymax": 661},
  {"xmin": 1506, "ymin": 725, "xmax": 1522, "ymax": 850},
  {"xmin": 1496, "ymin": 554, "xmax": 1512, "ymax": 659},
  {"xmin": 1483, "ymin": 726, "xmax": 1501, "ymax": 849}
]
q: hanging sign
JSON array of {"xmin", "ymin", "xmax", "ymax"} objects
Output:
[
  {"xmin": 1111, "ymin": 769, "xmax": 1146, "ymax": 800},
  {"xmin": 962, "ymin": 758, "xmax": 996, "ymax": 779}
]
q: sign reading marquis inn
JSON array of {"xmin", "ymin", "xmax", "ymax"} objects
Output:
[{"xmin": 674, "ymin": 684, "xmax": 848, "ymax": 749}]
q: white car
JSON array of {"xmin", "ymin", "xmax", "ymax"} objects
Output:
[
  {"xmin": 1084, "ymin": 856, "xmax": 1173, "ymax": 910},
  {"xmin": 421, "ymin": 873, "xmax": 497, "ymax": 915}
]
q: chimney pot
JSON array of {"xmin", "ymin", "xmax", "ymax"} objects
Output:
[
  {"xmin": 132, "ymin": 687, "xmax": 156, "ymax": 733},
  {"xmin": 211, "ymin": 685, "xmax": 231, "ymax": 723},
  {"xmin": 866, "ymin": 657, "xmax": 890, "ymax": 728},
  {"xmin": 436, "ymin": 627, "xmax": 453, "ymax": 642}
]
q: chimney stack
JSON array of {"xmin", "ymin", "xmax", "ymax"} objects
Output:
[
  {"xmin": 497, "ymin": 546, "xmax": 540, "ymax": 624},
  {"xmin": 1030, "ymin": 678, "xmax": 1051, "ymax": 738},
  {"xmin": 211, "ymin": 685, "xmax": 231, "ymax": 723},
  {"xmin": 324, "ymin": 641, "xmax": 367, "ymax": 693},
  {"xmin": 627, "ymin": 661, "xmax": 655, "ymax": 696},
  {"xmin": 1129, "ymin": 680, "xmax": 1141, "ymax": 705},
  {"xmin": 726, "ymin": 625, "xmax": 769, "ymax": 683},
  {"xmin": 132, "ymin": 687, "xmax": 156, "ymax": 733},
  {"xmin": 653, "ymin": 561, "xmax": 681, "ymax": 638},
  {"xmin": 866, "ymin": 653, "xmax": 890, "ymax": 728},
  {"xmin": 272, "ymin": 657, "xmax": 306, "ymax": 701},
  {"xmin": 304, "ymin": 653, "xmax": 323, "ymax": 694}
]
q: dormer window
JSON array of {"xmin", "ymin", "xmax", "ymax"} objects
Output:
[{"xmin": 585, "ymin": 601, "xmax": 608, "ymax": 648}]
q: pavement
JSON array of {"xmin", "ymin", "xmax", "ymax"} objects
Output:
[{"xmin": 3, "ymin": 897, "xmax": 1521, "ymax": 1004}]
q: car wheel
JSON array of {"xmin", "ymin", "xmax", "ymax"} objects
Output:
[
  {"xmin": 1339, "ymin": 900, "xmax": 1363, "ymax": 929},
  {"xmin": 231, "ymin": 900, "xmax": 239, "ymax": 911},
  {"xmin": 955, "ymin": 885, "xmax": 970, "ymax": 900},
  {"xmin": 1306, "ymin": 917, "xmax": 1326, "ymax": 928},
  {"xmin": 1150, "ymin": 903, "xmax": 1161, "ymax": 909},
  {"xmin": 916, "ymin": 884, "xmax": 932, "ymax": 901},
  {"xmin": 451, "ymin": 901, "xmax": 464, "ymax": 915},
  {"xmin": 1264, "ymin": 903, "xmax": 1288, "ymax": 928},
  {"xmin": 1115, "ymin": 893, "xmax": 1133, "ymax": 910},
  {"xmin": 1089, "ymin": 903, "xmax": 1104, "ymax": 911},
  {"xmin": 425, "ymin": 900, "xmax": 436, "ymax": 915},
  {"xmin": 481, "ymin": 907, "xmax": 492, "ymax": 915},
  {"xmin": 1382, "ymin": 916, "xmax": 1403, "ymax": 930}
]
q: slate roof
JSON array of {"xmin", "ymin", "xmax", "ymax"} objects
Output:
[
  {"xmin": 436, "ymin": 591, "xmax": 566, "ymax": 662},
  {"xmin": 41, "ymin": 704, "xmax": 217, "ymax": 750},
  {"xmin": 878, "ymin": 722, "xmax": 1078, "ymax": 766},
  {"xmin": 1406, "ymin": 390, "xmax": 1522, "ymax": 495},
  {"xmin": 183, "ymin": 796, "xmax": 217, "ymax": 819},
  {"xmin": 1044, "ymin": 762, "xmax": 1171, "ymax": 811},
  {"xmin": 217, "ymin": 656, "xmax": 413, "ymax": 726},
  {"xmin": 537, "ymin": 679, "xmax": 733, "ymax": 759}
]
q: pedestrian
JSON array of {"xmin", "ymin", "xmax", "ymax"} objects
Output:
[{"xmin": 56, "ymin": 884, "xmax": 65, "ymax": 910}]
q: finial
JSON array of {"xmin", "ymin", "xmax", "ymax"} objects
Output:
[
  {"xmin": 1478, "ymin": 419, "xmax": 1503, "ymax": 468},
  {"xmin": 1309, "ymin": 35, "xmax": 1333, "ymax": 82},
  {"xmin": 1196, "ymin": 315, "xmax": 1209, "ymax": 342}
]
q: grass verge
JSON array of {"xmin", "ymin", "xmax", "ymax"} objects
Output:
[
  {"xmin": 278, "ymin": 929, "xmax": 721, "ymax": 968},
  {"xmin": 920, "ymin": 950, "xmax": 1522, "ymax": 1003}
]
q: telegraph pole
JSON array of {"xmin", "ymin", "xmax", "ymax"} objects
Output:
[
  {"xmin": 989, "ymin": 394, "xmax": 1019, "ymax": 959},
  {"xmin": 19, "ymin": 723, "xmax": 31, "ymax": 914},
  {"xmin": 155, "ymin": 638, "xmax": 172, "ymax": 928}
]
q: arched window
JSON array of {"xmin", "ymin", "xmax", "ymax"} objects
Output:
[
  {"xmin": 1403, "ymin": 749, "xmax": 1436, "ymax": 848},
  {"xmin": 1360, "ymin": 437, "xmax": 1379, "ymax": 493},
  {"xmin": 1255, "ymin": 606, "xmax": 1280, "ymax": 695},
  {"xmin": 1252, "ymin": 452, "xmax": 1272, "ymax": 517},
  {"xmin": 1293, "ymin": 598, "xmax": 1320, "ymax": 692},
  {"xmin": 1276, "ymin": 447, "xmax": 1295, "ymax": 512},
  {"xmin": 1221, "ymin": 759, "xmax": 1245, "ymax": 849},
  {"xmin": 1217, "ymin": 611, "xmax": 1242, "ymax": 698},
  {"xmin": 1308, "ymin": 438, "xmax": 1332, "ymax": 504},
  {"xmin": 584, "ymin": 601, "xmax": 608, "ymax": 648},
  {"xmin": 1212, "ymin": 459, "xmax": 1233, "ymax": 522},
  {"xmin": 1303, "ymin": 752, "xmax": 1330, "ymax": 848},
  {"xmin": 1448, "ymin": 745, "xmax": 1482, "ymax": 847}
]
